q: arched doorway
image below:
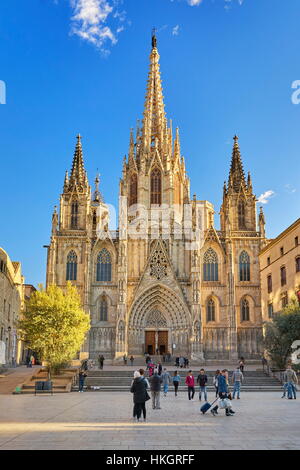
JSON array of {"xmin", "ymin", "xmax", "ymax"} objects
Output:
[
  {"xmin": 145, "ymin": 309, "xmax": 168, "ymax": 355},
  {"xmin": 128, "ymin": 284, "xmax": 191, "ymax": 356}
]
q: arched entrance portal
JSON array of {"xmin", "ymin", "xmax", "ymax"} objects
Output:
[
  {"xmin": 145, "ymin": 309, "xmax": 168, "ymax": 355},
  {"xmin": 128, "ymin": 284, "xmax": 191, "ymax": 357}
]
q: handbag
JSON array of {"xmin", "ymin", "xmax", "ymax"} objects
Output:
[
  {"xmin": 218, "ymin": 397, "xmax": 232, "ymax": 409},
  {"xmin": 145, "ymin": 391, "xmax": 151, "ymax": 401}
]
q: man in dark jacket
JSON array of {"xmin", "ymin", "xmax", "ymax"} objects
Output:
[
  {"xmin": 197, "ymin": 369, "xmax": 208, "ymax": 401},
  {"xmin": 130, "ymin": 371, "xmax": 148, "ymax": 422},
  {"xmin": 149, "ymin": 372, "xmax": 163, "ymax": 409}
]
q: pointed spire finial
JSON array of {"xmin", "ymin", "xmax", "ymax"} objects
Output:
[
  {"xmin": 93, "ymin": 172, "xmax": 103, "ymax": 202},
  {"xmin": 152, "ymin": 27, "xmax": 157, "ymax": 49},
  {"xmin": 228, "ymin": 134, "xmax": 246, "ymax": 192},
  {"xmin": 69, "ymin": 134, "xmax": 88, "ymax": 192}
]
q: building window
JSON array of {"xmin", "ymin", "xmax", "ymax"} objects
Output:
[
  {"xmin": 280, "ymin": 266, "xmax": 286, "ymax": 286},
  {"xmin": 267, "ymin": 275, "xmax": 272, "ymax": 293},
  {"xmin": 241, "ymin": 298, "xmax": 250, "ymax": 322},
  {"xmin": 203, "ymin": 248, "xmax": 218, "ymax": 281},
  {"xmin": 71, "ymin": 201, "xmax": 78, "ymax": 228},
  {"xmin": 239, "ymin": 251, "xmax": 250, "ymax": 281},
  {"xmin": 281, "ymin": 292, "xmax": 288, "ymax": 309},
  {"xmin": 267, "ymin": 257, "xmax": 270, "ymax": 266},
  {"xmin": 268, "ymin": 302, "xmax": 273, "ymax": 319},
  {"xmin": 296, "ymin": 257, "xmax": 300, "ymax": 273},
  {"xmin": 280, "ymin": 246, "xmax": 284, "ymax": 257},
  {"xmin": 129, "ymin": 173, "xmax": 138, "ymax": 206},
  {"xmin": 150, "ymin": 168, "xmax": 162, "ymax": 205},
  {"xmin": 206, "ymin": 298, "xmax": 215, "ymax": 322},
  {"xmin": 3, "ymin": 299, "xmax": 6, "ymax": 314},
  {"xmin": 100, "ymin": 295, "xmax": 108, "ymax": 321},
  {"xmin": 238, "ymin": 201, "xmax": 246, "ymax": 229},
  {"xmin": 96, "ymin": 248, "xmax": 112, "ymax": 282},
  {"xmin": 295, "ymin": 236, "xmax": 299, "ymax": 247},
  {"xmin": 66, "ymin": 250, "xmax": 77, "ymax": 281}
]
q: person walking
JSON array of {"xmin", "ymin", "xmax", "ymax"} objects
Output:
[
  {"xmin": 123, "ymin": 354, "xmax": 127, "ymax": 365},
  {"xmin": 149, "ymin": 371, "xmax": 163, "ymax": 409},
  {"xmin": 213, "ymin": 370, "xmax": 220, "ymax": 397},
  {"xmin": 99, "ymin": 355, "xmax": 104, "ymax": 370},
  {"xmin": 130, "ymin": 355, "xmax": 134, "ymax": 366},
  {"xmin": 239, "ymin": 357, "xmax": 245, "ymax": 374},
  {"xmin": 148, "ymin": 362, "xmax": 155, "ymax": 377},
  {"xmin": 161, "ymin": 368, "xmax": 171, "ymax": 397},
  {"xmin": 173, "ymin": 371, "xmax": 181, "ymax": 397},
  {"xmin": 211, "ymin": 369, "xmax": 235, "ymax": 417},
  {"xmin": 284, "ymin": 364, "xmax": 298, "ymax": 399},
  {"xmin": 158, "ymin": 362, "xmax": 162, "ymax": 376},
  {"xmin": 185, "ymin": 370, "xmax": 195, "ymax": 401},
  {"xmin": 130, "ymin": 371, "xmax": 148, "ymax": 422},
  {"xmin": 197, "ymin": 368, "xmax": 208, "ymax": 401},
  {"xmin": 232, "ymin": 367, "xmax": 244, "ymax": 399},
  {"xmin": 78, "ymin": 370, "xmax": 87, "ymax": 392}
]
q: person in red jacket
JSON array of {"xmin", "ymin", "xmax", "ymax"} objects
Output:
[{"xmin": 185, "ymin": 370, "xmax": 195, "ymax": 401}]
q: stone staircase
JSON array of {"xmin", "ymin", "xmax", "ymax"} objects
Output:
[{"xmin": 72, "ymin": 369, "xmax": 282, "ymax": 393}]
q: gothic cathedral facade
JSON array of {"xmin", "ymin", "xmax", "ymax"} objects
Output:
[{"xmin": 46, "ymin": 35, "xmax": 267, "ymax": 362}]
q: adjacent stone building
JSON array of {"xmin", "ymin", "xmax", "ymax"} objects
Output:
[
  {"xmin": 0, "ymin": 247, "xmax": 24, "ymax": 366},
  {"xmin": 46, "ymin": 34, "xmax": 266, "ymax": 361},
  {"xmin": 260, "ymin": 218, "xmax": 300, "ymax": 320}
]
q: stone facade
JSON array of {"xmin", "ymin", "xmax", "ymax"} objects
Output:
[
  {"xmin": 259, "ymin": 218, "xmax": 300, "ymax": 320},
  {"xmin": 46, "ymin": 35, "xmax": 266, "ymax": 362},
  {"xmin": 0, "ymin": 247, "xmax": 24, "ymax": 366}
]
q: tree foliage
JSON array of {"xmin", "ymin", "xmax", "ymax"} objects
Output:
[
  {"xmin": 19, "ymin": 282, "xmax": 90, "ymax": 376},
  {"xmin": 264, "ymin": 298, "xmax": 300, "ymax": 369}
]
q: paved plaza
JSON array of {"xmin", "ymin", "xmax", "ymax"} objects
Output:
[{"xmin": 0, "ymin": 391, "xmax": 299, "ymax": 450}]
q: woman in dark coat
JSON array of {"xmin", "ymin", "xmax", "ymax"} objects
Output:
[{"xmin": 130, "ymin": 371, "xmax": 148, "ymax": 422}]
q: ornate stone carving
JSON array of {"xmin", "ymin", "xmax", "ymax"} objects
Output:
[
  {"xmin": 149, "ymin": 249, "xmax": 167, "ymax": 280},
  {"xmin": 146, "ymin": 309, "xmax": 167, "ymax": 328}
]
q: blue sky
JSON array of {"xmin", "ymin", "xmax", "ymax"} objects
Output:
[{"xmin": 0, "ymin": 0, "xmax": 300, "ymax": 287}]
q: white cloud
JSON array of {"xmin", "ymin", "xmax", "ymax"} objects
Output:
[
  {"xmin": 187, "ymin": 0, "xmax": 203, "ymax": 5},
  {"xmin": 284, "ymin": 184, "xmax": 297, "ymax": 194},
  {"xmin": 172, "ymin": 25, "xmax": 180, "ymax": 36},
  {"xmin": 70, "ymin": 0, "xmax": 125, "ymax": 53},
  {"xmin": 257, "ymin": 190, "xmax": 275, "ymax": 204}
]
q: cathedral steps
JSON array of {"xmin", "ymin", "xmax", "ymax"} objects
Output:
[{"xmin": 71, "ymin": 369, "xmax": 282, "ymax": 392}]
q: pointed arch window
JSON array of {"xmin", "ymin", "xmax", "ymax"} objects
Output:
[
  {"xmin": 71, "ymin": 201, "xmax": 78, "ymax": 229},
  {"xmin": 206, "ymin": 298, "xmax": 215, "ymax": 322},
  {"xmin": 239, "ymin": 251, "xmax": 250, "ymax": 281},
  {"xmin": 238, "ymin": 201, "xmax": 246, "ymax": 229},
  {"xmin": 241, "ymin": 298, "xmax": 250, "ymax": 322},
  {"xmin": 129, "ymin": 173, "xmax": 138, "ymax": 207},
  {"xmin": 203, "ymin": 248, "xmax": 219, "ymax": 281},
  {"xmin": 96, "ymin": 248, "xmax": 112, "ymax": 282},
  {"xmin": 100, "ymin": 295, "xmax": 108, "ymax": 321},
  {"xmin": 150, "ymin": 168, "xmax": 162, "ymax": 205},
  {"xmin": 92, "ymin": 210, "xmax": 97, "ymax": 230},
  {"xmin": 66, "ymin": 250, "xmax": 77, "ymax": 281}
]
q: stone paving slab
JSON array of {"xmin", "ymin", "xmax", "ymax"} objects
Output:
[{"xmin": 0, "ymin": 391, "xmax": 299, "ymax": 450}]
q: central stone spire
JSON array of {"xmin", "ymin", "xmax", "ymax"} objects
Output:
[{"xmin": 141, "ymin": 30, "xmax": 167, "ymax": 153}]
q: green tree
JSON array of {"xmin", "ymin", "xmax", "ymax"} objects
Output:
[
  {"xmin": 264, "ymin": 298, "xmax": 300, "ymax": 369},
  {"xmin": 19, "ymin": 282, "xmax": 90, "ymax": 377}
]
